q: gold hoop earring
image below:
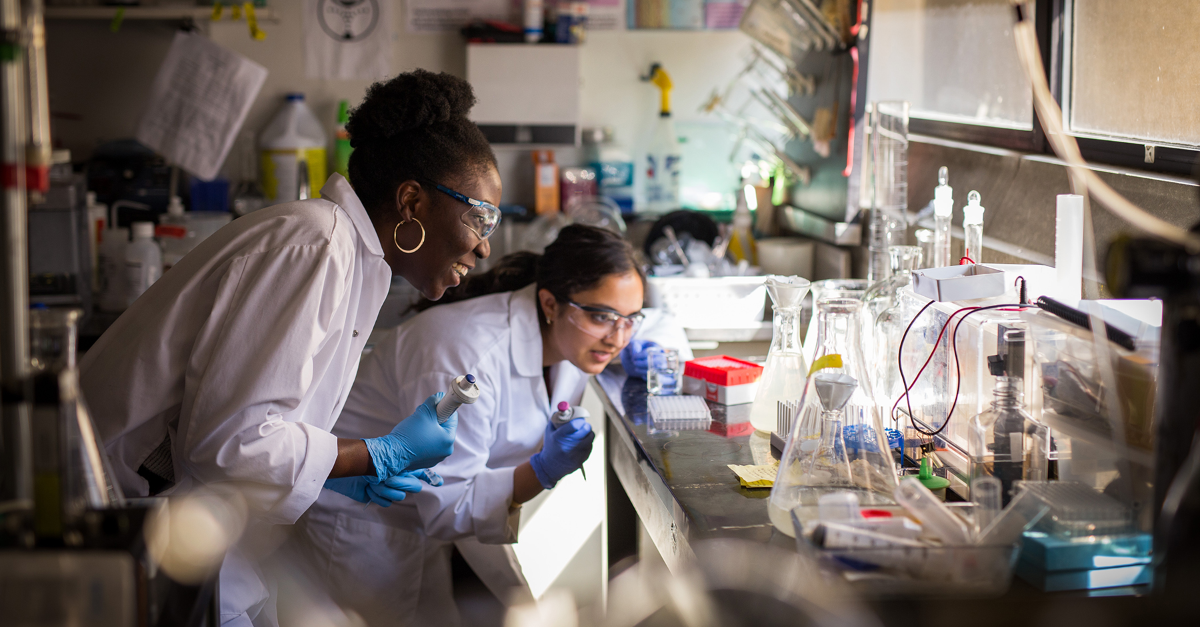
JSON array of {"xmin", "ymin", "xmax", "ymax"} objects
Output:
[{"xmin": 393, "ymin": 218, "xmax": 425, "ymax": 254}]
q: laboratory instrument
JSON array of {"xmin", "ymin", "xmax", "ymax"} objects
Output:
[
  {"xmin": 749, "ymin": 275, "xmax": 811, "ymax": 432},
  {"xmin": 962, "ymin": 190, "xmax": 985, "ymax": 263},
  {"xmin": 803, "ymin": 279, "xmax": 869, "ymax": 366},
  {"xmin": 123, "ymin": 221, "xmax": 162, "ymax": 307},
  {"xmin": 770, "ymin": 298, "xmax": 896, "ymax": 535},
  {"xmin": 260, "ymin": 93, "xmax": 327, "ymax": 205},
  {"xmin": 648, "ymin": 395, "xmax": 712, "ymax": 431},
  {"xmin": 436, "ymin": 374, "xmax": 481, "ymax": 424},
  {"xmin": 871, "ymin": 246, "xmax": 925, "ymax": 410},
  {"xmin": 551, "ymin": 401, "xmax": 591, "ymax": 428},
  {"xmin": 967, "ymin": 375, "xmax": 1049, "ymax": 505},
  {"xmin": 646, "ymin": 346, "xmax": 681, "ymax": 395},
  {"xmin": 932, "ymin": 166, "xmax": 954, "ymax": 268},
  {"xmin": 642, "ymin": 64, "xmax": 681, "ymax": 214},
  {"xmin": 867, "ymin": 101, "xmax": 910, "ymax": 283}
]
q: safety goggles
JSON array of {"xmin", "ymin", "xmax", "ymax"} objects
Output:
[
  {"xmin": 565, "ymin": 301, "xmax": 645, "ymax": 341},
  {"xmin": 427, "ymin": 181, "xmax": 501, "ymax": 240}
]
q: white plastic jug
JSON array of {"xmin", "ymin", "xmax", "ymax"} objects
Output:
[{"xmin": 260, "ymin": 93, "xmax": 327, "ymax": 204}]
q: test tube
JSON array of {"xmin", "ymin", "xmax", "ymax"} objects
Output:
[
  {"xmin": 435, "ymin": 374, "xmax": 481, "ymax": 424},
  {"xmin": 894, "ymin": 477, "xmax": 971, "ymax": 545},
  {"xmin": 971, "ymin": 476, "xmax": 1003, "ymax": 539}
]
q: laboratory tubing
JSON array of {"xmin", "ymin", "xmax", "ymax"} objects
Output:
[
  {"xmin": 962, "ymin": 190, "xmax": 985, "ymax": 263},
  {"xmin": 124, "ymin": 222, "xmax": 162, "ymax": 307},
  {"xmin": 749, "ymin": 275, "xmax": 811, "ymax": 432},
  {"xmin": 932, "ymin": 166, "xmax": 954, "ymax": 268},
  {"xmin": 260, "ymin": 93, "xmax": 327, "ymax": 205},
  {"xmin": 646, "ymin": 346, "xmax": 681, "ymax": 396},
  {"xmin": 972, "ymin": 476, "xmax": 1003, "ymax": 537},
  {"xmin": 435, "ymin": 374, "xmax": 481, "ymax": 424},
  {"xmin": 894, "ymin": 477, "xmax": 971, "ymax": 544}
]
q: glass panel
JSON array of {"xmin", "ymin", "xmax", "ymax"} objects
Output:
[
  {"xmin": 1069, "ymin": 0, "xmax": 1200, "ymax": 147},
  {"xmin": 866, "ymin": 0, "xmax": 1033, "ymax": 130}
]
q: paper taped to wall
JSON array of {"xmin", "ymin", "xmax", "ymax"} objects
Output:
[{"xmin": 135, "ymin": 31, "xmax": 267, "ymax": 181}]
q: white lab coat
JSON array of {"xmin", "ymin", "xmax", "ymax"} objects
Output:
[
  {"xmin": 290, "ymin": 283, "xmax": 690, "ymax": 626},
  {"xmin": 80, "ymin": 174, "xmax": 392, "ymax": 627}
]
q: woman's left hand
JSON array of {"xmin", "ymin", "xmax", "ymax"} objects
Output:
[
  {"xmin": 323, "ymin": 470, "xmax": 437, "ymax": 507},
  {"xmin": 620, "ymin": 338, "xmax": 661, "ymax": 378}
]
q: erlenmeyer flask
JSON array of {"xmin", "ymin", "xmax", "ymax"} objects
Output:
[
  {"xmin": 749, "ymin": 275, "xmax": 811, "ymax": 433},
  {"xmin": 873, "ymin": 246, "xmax": 926, "ymax": 411},
  {"xmin": 769, "ymin": 298, "xmax": 898, "ymax": 536},
  {"xmin": 803, "ymin": 279, "xmax": 869, "ymax": 366}
]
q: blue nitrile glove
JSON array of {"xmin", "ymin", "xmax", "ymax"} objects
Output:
[
  {"xmin": 363, "ymin": 392, "xmax": 457, "ymax": 484},
  {"xmin": 323, "ymin": 470, "xmax": 435, "ymax": 507},
  {"xmin": 620, "ymin": 338, "xmax": 661, "ymax": 378},
  {"xmin": 529, "ymin": 416, "xmax": 595, "ymax": 490}
]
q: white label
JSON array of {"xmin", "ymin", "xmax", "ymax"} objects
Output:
[{"xmin": 537, "ymin": 163, "xmax": 556, "ymax": 187}]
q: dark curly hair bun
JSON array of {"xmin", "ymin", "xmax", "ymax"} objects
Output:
[
  {"xmin": 347, "ymin": 69, "xmax": 477, "ymax": 145},
  {"xmin": 347, "ymin": 69, "xmax": 496, "ymax": 219}
]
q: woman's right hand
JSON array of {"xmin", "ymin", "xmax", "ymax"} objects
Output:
[
  {"xmin": 363, "ymin": 392, "xmax": 457, "ymax": 483},
  {"xmin": 529, "ymin": 417, "xmax": 595, "ymax": 490}
]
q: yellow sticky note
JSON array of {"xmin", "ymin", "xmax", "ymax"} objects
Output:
[{"xmin": 728, "ymin": 461, "xmax": 779, "ymax": 489}]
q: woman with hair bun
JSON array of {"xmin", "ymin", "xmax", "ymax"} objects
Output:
[
  {"xmin": 79, "ymin": 70, "xmax": 501, "ymax": 626},
  {"xmin": 291, "ymin": 224, "xmax": 691, "ymax": 625}
]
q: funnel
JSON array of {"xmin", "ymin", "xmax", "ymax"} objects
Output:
[
  {"xmin": 765, "ymin": 275, "xmax": 811, "ymax": 310},
  {"xmin": 814, "ymin": 373, "xmax": 857, "ymax": 413}
]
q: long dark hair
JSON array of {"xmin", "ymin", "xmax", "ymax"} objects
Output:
[
  {"xmin": 413, "ymin": 225, "xmax": 644, "ymax": 318},
  {"xmin": 346, "ymin": 69, "xmax": 497, "ymax": 223}
]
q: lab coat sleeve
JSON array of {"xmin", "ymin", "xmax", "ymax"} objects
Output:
[
  {"xmin": 636, "ymin": 307, "xmax": 694, "ymax": 361},
  {"xmin": 407, "ymin": 370, "xmax": 519, "ymax": 544},
  {"xmin": 177, "ymin": 245, "xmax": 348, "ymax": 525}
]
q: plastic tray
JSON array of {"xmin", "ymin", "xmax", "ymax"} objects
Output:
[{"xmin": 648, "ymin": 395, "xmax": 712, "ymax": 431}]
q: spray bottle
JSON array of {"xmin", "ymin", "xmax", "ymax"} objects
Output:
[
  {"xmin": 962, "ymin": 190, "xmax": 985, "ymax": 264},
  {"xmin": 436, "ymin": 374, "xmax": 481, "ymax": 424},
  {"xmin": 932, "ymin": 167, "xmax": 953, "ymax": 268},
  {"xmin": 642, "ymin": 64, "xmax": 681, "ymax": 214}
]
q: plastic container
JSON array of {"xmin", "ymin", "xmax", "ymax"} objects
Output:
[
  {"xmin": 124, "ymin": 221, "xmax": 162, "ymax": 307},
  {"xmin": 583, "ymin": 127, "xmax": 635, "ymax": 214},
  {"xmin": 648, "ymin": 395, "xmax": 712, "ymax": 431},
  {"xmin": 334, "ymin": 100, "xmax": 352, "ymax": 179},
  {"xmin": 682, "ymin": 355, "xmax": 763, "ymax": 405},
  {"xmin": 260, "ymin": 93, "xmax": 327, "ymax": 204},
  {"xmin": 1013, "ymin": 480, "xmax": 1133, "ymax": 537},
  {"xmin": 533, "ymin": 150, "xmax": 559, "ymax": 214},
  {"xmin": 642, "ymin": 66, "xmax": 681, "ymax": 214},
  {"xmin": 98, "ymin": 226, "xmax": 129, "ymax": 312},
  {"xmin": 645, "ymin": 275, "xmax": 767, "ymax": 331}
]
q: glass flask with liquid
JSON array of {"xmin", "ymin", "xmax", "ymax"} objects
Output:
[
  {"xmin": 873, "ymin": 246, "xmax": 928, "ymax": 413},
  {"xmin": 968, "ymin": 375, "xmax": 1049, "ymax": 505},
  {"xmin": 769, "ymin": 298, "xmax": 898, "ymax": 536},
  {"xmin": 748, "ymin": 275, "xmax": 811, "ymax": 433}
]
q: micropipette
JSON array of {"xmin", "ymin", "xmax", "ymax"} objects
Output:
[
  {"xmin": 436, "ymin": 374, "xmax": 481, "ymax": 424},
  {"xmin": 549, "ymin": 401, "xmax": 589, "ymax": 479}
]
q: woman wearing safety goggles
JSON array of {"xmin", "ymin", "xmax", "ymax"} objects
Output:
[{"xmin": 288, "ymin": 225, "xmax": 690, "ymax": 625}]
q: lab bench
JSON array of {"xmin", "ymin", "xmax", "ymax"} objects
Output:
[{"xmin": 593, "ymin": 372, "xmax": 1161, "ymax": 625}]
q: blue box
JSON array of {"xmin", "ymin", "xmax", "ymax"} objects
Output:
[{"xmin": 1020, "ymin": 531, "xmax": 1151, "ymax": 572}]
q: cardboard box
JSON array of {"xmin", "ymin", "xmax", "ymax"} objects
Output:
[{"xmin": 912, "ymin": 264, "xmax": 1006, "ymax": 302}]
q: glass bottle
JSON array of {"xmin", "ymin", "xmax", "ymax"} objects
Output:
[
  {"xmin": 862, "ymin": 246, "xmax": 923, "ymax": 368},
  {"xmin": 768, "ymin": 298, "xmax": 898, "ymax": 536},
  {"xmin": 967, "ymin": 375, "xmax": 1049, "ymax": 505},
  {"xmin": 962, "ymin": 190, "xmax": 985, "ymax": 264},
  {"xmin": 932, "ymin": 166, "xmax": 954, "ymax": 268},
  {"xmin": 873, "ymin": 246, "xmax": 927, "ymax": 413},
  {"xmin": 749, "ymin": 275, "xmax": 811, "ymax": 433}
]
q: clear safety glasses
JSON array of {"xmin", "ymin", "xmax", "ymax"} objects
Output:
[
  {"xmin": 428, "ymin": 181, "xmax": 502, "ymax": 240},
  {"xmin": 565, "ymin": 301, "xmax": 645, "ymax": 341}
]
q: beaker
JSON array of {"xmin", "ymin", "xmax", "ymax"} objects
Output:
[
  {"xmin": 29, "ymin": 308, "xmax": 81, "ymax": 373},
  {"xmin": 867, "ymin": 101, "xmax": 910, "ymax": 283},
  {"xmin": 968, "ymin": 375, "xmax": 1049, "ymax": 505},
  {"xmin": 647, "ymin": 347, "xmax": 681, "ymax": 396},
  {"xmin": 748, "ymin": 275, "xmax": 811, "ymax": 433},
  {"xmin": 769, "ymin": 298, "xmax": 898, "ymax": 536}
]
